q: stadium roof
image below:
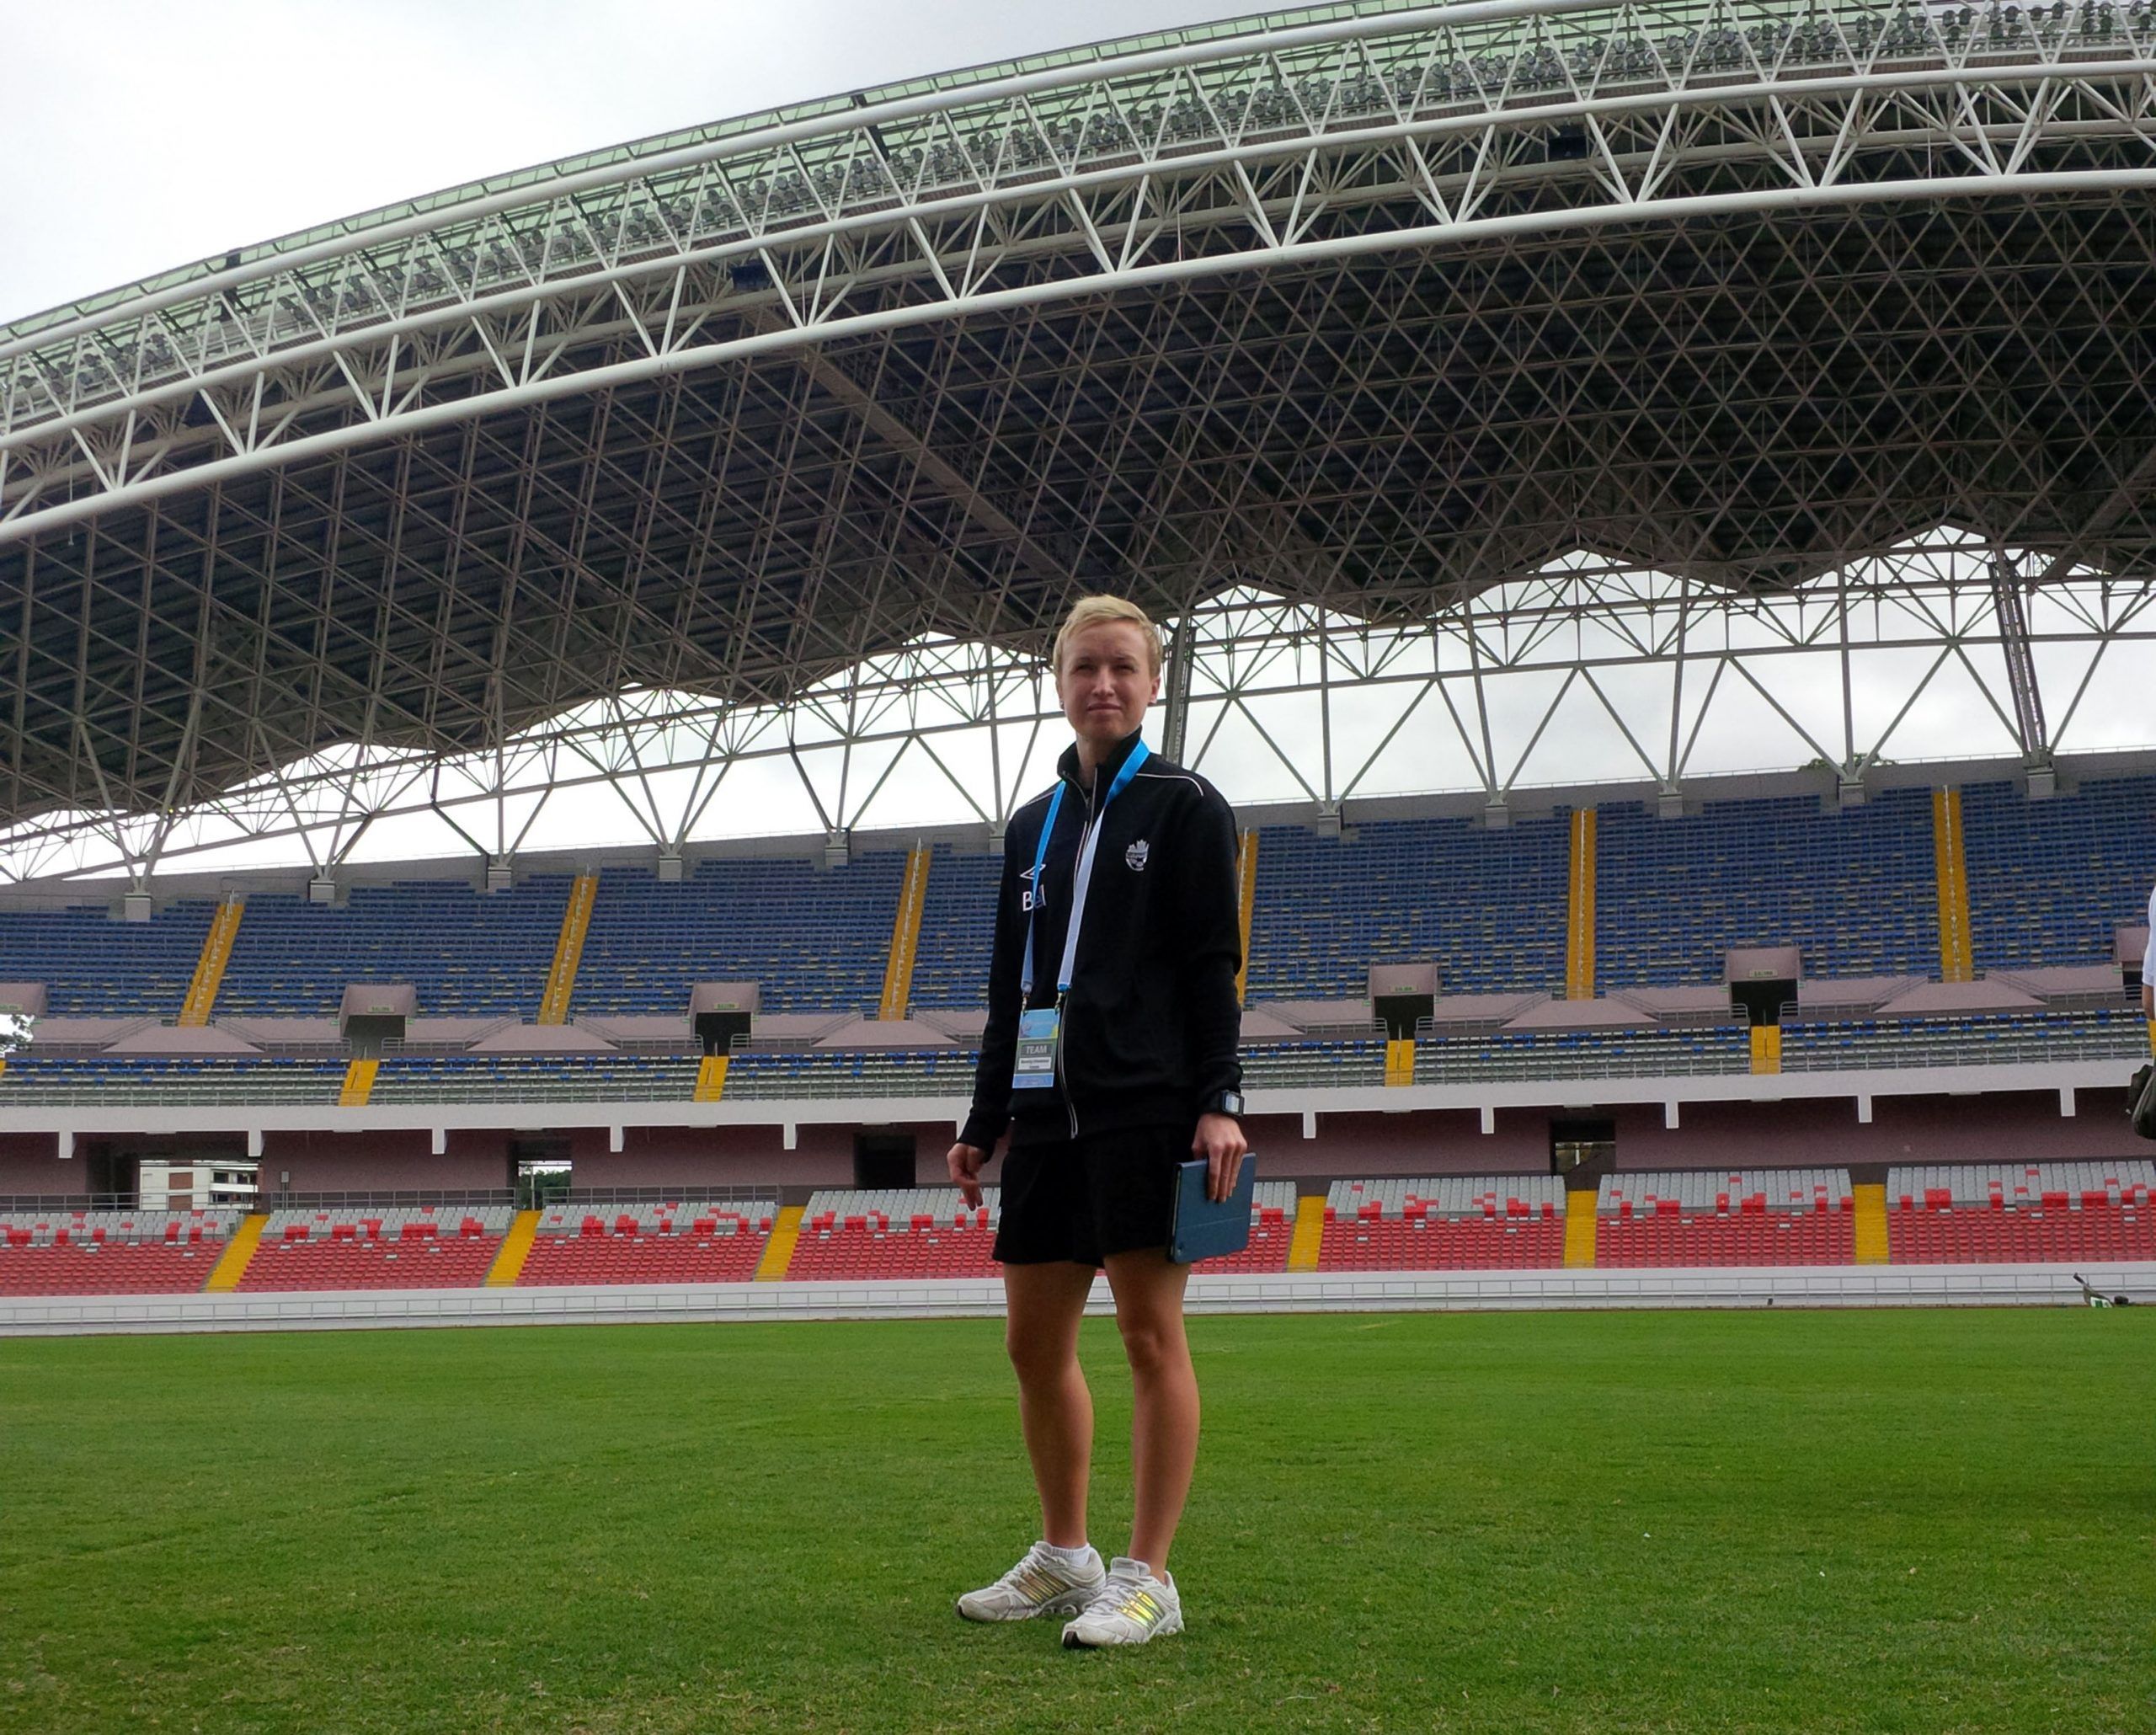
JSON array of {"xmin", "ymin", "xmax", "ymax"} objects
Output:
[{"xmin": 3, "ymin": 0, "xmax": 2154, "ymax": 876}]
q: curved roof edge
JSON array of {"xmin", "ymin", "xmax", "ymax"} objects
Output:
[{"xmin": 0, "ymin": 0, "xmax": 1433, "ymax": 342}]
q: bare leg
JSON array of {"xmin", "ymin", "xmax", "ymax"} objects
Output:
[
  {"xmin": 1102, "ymin": 1249, "xmax": 1197, "ymax": 1577},
  {"xmin": 1002, "ymin": 1260, "xmax": 1099, "ymax": 1550}
]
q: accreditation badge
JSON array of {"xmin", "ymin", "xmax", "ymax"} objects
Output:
[{"xmin": 1011, "ymin": 1006, "xmax": 1060, "ymax": 1089}]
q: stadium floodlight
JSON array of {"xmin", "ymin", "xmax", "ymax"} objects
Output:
[{"xmin": 3, "ymin": 0, "xmax": 2155, "ymax": 884}]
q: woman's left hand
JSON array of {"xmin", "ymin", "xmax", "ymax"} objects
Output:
[{"xmin": 1193, "ymin": 1111, "xmax": 1248, "ymax": 1202}]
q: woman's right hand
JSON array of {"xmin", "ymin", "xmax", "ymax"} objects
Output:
[{"xmin": 947, "ymin": 1142, "xmax": 988, "ymax": 1208}]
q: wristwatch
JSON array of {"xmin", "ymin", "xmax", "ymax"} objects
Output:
[{"xmin": 1204, "ymin": 1090, "xmax": 1246, "ymax": 1119}]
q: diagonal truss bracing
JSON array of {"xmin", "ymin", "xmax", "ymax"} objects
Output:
[{"xmin": 3, "ymin": 535, "xmax": 2152, "ymax": 885}]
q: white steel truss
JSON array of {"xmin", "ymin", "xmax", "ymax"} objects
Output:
[
  {"xmin": 2, "ymin": 533, "xmax": 2150, "ymax": 885},
  {"xmin": 3, "ymin": 0, "xmax": 2155, "ymax": 880}
]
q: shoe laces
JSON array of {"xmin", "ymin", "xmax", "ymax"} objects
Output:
[
  {"xmin": 997, "ymin": 1543, "xmax": 1070, "ymax": 1594},
  {"xmin": 1089, "ymin": 1567, "xmax": 1166, "ymax": 1623}
]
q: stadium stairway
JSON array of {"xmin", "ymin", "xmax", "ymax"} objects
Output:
[
  {"xmin": 755, "ymin": 1204, "xmax": 804, "ymax": 1279},
  {"xmin": 1287, "ymin": 1194, "xmax": 1325, "ymax": 1270},
  {"xmin": 338, "ymin": 1058, "xmax": 378, "ymax": 1106},
  {"xmin": 878, "ymin": 846, "xmax": 931, "ymax": 1020},
  {"xmin": 177, "ymin": 896, "xmax": 244, "ymax": 1027},
  {"xmin": 486, "ymin": 1210, "xmax": 541, "ymax": 1284},
  {"xmin": 1853, "ymin": 1183, "xmax": 1889, "ymax": 1264},
  {"xmin": 1749, "ymin": 1026, "xmax": 1782, "ymax": 1074},
  {"xmin": 1563, "ymin": 1189, "xmax": 1598, "ymax": 1267},
  {"xmin": 694, "ymin": 1054, "xmax": 729, "ymax": 1102},
  {"xmin": 1566, "ymin": 807, "xmax": 1597, "ymax": 999},
  {"xmin": 1385, "ymin": 1038, "xmax": 1415, "ymax": 1086},
  {"xmin": 536, "ymin": 873, "xmax": 600, "ymax": 1025},
  {"xmin": 205, "ymin": 1214, "xmax": 267, "ymax": 1291},
  {"xmin": 1932, "ymin": 788, "xmax": 1975, "ymax": 983}
]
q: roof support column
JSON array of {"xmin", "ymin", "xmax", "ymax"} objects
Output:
[
  {"xmin": 1158, "ymin": 612, "xmax": 1197, "ymax": 764},
  {"xmin": 1990, "ymin": 550, "xmax": 2051, "ymax": 784}
]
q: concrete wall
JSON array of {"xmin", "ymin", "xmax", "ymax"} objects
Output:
[
  {"xmin": 1242, "ymin": 1092, "xmax": 2142, "ymax": 1184},
  {"xmin": 259, "ymin": 1129, "xmax": 507, "ymax": 1195},
  {"xmin": 0, "ymin": 1131, "xmax": 67, "ymax": 1196},
  {"xmin": 258, "ymin": 1119, "xmax": 968, "ymax": 1193},
  {"xmin": 4, "ymin": 1091, "xmax": 2142, "ymax": 1201},
  {"xmin": 1273, "ymin": 1108, "xmax": 1549, "ymax": 1178}
]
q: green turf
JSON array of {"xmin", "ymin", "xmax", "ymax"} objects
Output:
[{"xmin": 2, "ymin": 1309, "xmax": 2150, "ymax": 1733}]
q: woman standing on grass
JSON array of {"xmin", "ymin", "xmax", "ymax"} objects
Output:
[{"xmin": 947, "ymin": 594, "xmax": 1247, "ymax": 1649}]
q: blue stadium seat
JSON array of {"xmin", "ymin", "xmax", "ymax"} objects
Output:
[
  {"xmin": 0, "ymin": 1054, "xmax": 346, "ymax": 1102},
  {"xmin": 573, "ymin": 853, "xmax": 907, "ymax": 1015},
  {"xmin": 1962, "ymin": 775, "xmax": 2156, "ymax": 974},
  {"xmin": 0, "ymin": 900, "xmax": 218, "ymax": 1017},
  {"xmin": 1596, "ymin": 788, "xmax": 1936, "ymax": 987},
  {"xmin": 218, "ymin": 876, "xmax": 577, "ymax": 1017},
  {"xmin": 1244, "ymin": 814, "xmax": 1570, "ymax": 1000},
  {"xmin": 907, "ymin": 844, "xmax": 1002, "ymax": 1010}
]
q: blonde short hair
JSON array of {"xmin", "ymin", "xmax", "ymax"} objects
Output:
[{"xmin": 1051, "ymin": 594, "xmax": 1163, "ymax": 675}]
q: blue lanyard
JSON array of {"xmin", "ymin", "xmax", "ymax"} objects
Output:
[{"xmin": 1020, "ymin": 739, "xmax": 1150, "ymax": 998}]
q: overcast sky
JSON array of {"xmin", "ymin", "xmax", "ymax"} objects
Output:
[{"xmin": 0, "ymin": 0, "xmax": 1261, "ymax": 325}]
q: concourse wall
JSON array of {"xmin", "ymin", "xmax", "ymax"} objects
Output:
[
  {"xmin": 3, "ymin": 1089, "xmax": 2143, "ymax": 1199},
  {"xmin": 262, "ymin": 1118, "xmax": 967, "ymax": 1195}
]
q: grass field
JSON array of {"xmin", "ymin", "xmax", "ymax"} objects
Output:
[{"xmin": 3, "ymin": 1308, "xmax": 2151, "ymax": 1734}]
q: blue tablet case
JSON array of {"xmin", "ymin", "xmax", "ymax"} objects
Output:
[{"xmin": 1167, "ymin": 1155, "xmax": 1255, "ymax": 1265}]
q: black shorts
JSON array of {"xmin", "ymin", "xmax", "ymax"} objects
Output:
[{"xmin": 994, "ymin": 1123, "xmax": 1193, "ymax": 1268}]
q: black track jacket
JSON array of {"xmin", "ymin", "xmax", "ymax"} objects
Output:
[{"xmin": 959, "ymin": 730, "xmax": 1243, "ymax": 1153}]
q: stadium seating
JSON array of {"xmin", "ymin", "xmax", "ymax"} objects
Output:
[
  {"xmin": 1240, "ymin": 1038, "xmax": 1387, "ymax": 1090},
  {"xmin": 724, "ymin": 1048, "xmax": 978, "ymax": 1099},
  {"xmin": 1595, "ymin": 1170, "xmax": 1854, "ymax": 1266},
  {"xmin": 1597, "ymin": 790, "xmax": 1937, "ymax": 986},
  {"xmin": 217, "ymin": 878, "xmax": 576, "ymax": 1017},
  {"xmin": 0, "ymin": 1054, "xmax": 348, "ymax": 1102},
  {"xmin": 1317, "ymin": 1176, "xmax": 1566, "ymax": 1271},
  {"xmin": 782, "ymin": 1182, "xmax": 1297, "ymax": 1279},
  {"xmin": 1961, "ymin": 776, "xmax": 2156, "ymax": 974},
  {"xmin": 1781, "ymin": 1006, "xmax": 2148, "ymax": 1071},
  {"xmin": 366, "ymin": 1054, "xmax": 701, "ymax": 1102},
  {"xmin": 515, "ymin": 1199, "xmax": 776, "ymax": 1285},
  {"xmin": 905, "ymin": 843, "xmax": 1002, "ymax": 1010},
  {"xmin": 1196, "ymin": 1180, "xmax": 1298, "ymax": 1273},
  {"xmin": 1417, "ymin": 1024, "xmax": 1749, "ymax": 1082},
  {"xmin": 3, "ymin": 776, "xmax": 2148, "ymax": 1108},
  {"xmin": 237, "ymin": 1205, "xmax": 515, "ymax": 1290},
  {"xmin": 573, "ymin": 852, "xmax": 906, "ymax": 1016},
  {"xmin": 0, "ymin": 1208, "xmax": 237, "ymax": 1295},
  {"xmin": 1885, "ymin": 1161, "xmax": 2156, "ymax": 1263},
  {"xmin": 730, "ymin": 1040, "xmax": 1391, "ymax": 1097},
  {"xmin": 787, "ymin": 1187, "xmax": 1004, "ymax": 1279},
  {"xmin": 0, "ymin": 899, "xmax": 217, "ymax": 1017},
  {"xmin": 1244, "ymin": 814, "xmax": 1570, "ymax": 1000}
]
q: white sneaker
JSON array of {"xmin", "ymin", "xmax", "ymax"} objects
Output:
[
  {"xmin": 1060, "ymin": 1556, "xmax": 1183, "ymax": 1648},
  {"xmin": 956, "ymin": 1541, "xmax": 1106, "ymax": 1622}
]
